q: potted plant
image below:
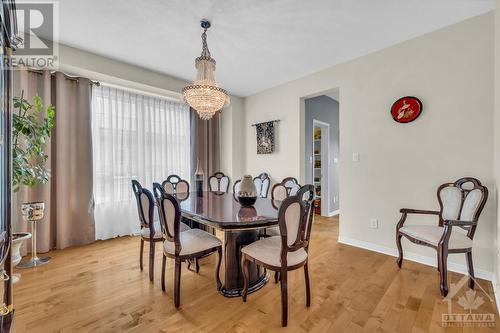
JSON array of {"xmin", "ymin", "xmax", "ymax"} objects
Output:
[{"xmin": 12, "ymin": 91, "xmax": 55, "ymax": 271}]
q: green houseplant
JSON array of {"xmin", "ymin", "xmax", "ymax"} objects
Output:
[
  {"xmin": 12, "ymin": 92, "xmax": 55, "ymax": 192},
  {"xmin": 12, "ymin": 91, "xmax": 55, "ymax": 270}
]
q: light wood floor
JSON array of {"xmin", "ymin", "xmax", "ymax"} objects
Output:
[{"xmin": 12, "ymin": 216, "xmax": 500, "ymax": 332}]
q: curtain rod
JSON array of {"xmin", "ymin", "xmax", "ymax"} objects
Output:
[
  {"xmin": 25, "ymin": 67, "xmax": 100, "ymax": 86},
  {"xmin": 251, "ymin": 119, "xmax": 280, "ymax": 127}
]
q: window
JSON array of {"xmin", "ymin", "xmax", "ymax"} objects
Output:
[{"xmin": 91, "ymin": 84, "xmax": 190, "ymax": 239}]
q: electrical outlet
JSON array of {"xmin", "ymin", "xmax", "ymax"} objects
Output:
[{"xmin": 370, "ymin": 218, "xmax": 378, "ymax": 229}]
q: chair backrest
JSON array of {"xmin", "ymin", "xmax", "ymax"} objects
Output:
[
  {"xmin": 437, "ymin": 177, "xmax": 488, "ymax": 239},
  {"xmin": 296, "ymin": 184, "xmax": 315, "ymax": 244},
  {"xmin": 233, "ymin": 179, "xmax": 241, "ymax": 198},
  {"xmin": 253, "ymin": 173, "xmax": 271, "ymax": 198},
  {"xmin": 271, "ymin": 177, "xmax": 301, "ymax": 201},
  {"xmin": 162, "ymin": 175, "xmax": 190, "ymax": 194},
  {"xmin": 209, "ymin": 172, "xmax": 230, "ymax": 192},
  {"xmin": 131, "ymin": 180, "xmax": 154, "ymax": 231},
  {"xmin": 153, "ymin": 183, "xmax": 182, "ymax": 250},
  {"xmin": 277, "ymin": 193, "xmax": 310, "ymax": 267}
]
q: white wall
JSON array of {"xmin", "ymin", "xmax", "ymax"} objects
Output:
[
  {"xmin": 244, "ymin": 13, "xmax": 495, "ymax": 275},
  {"xmin": 56, "ymin": 43, "xmax": 244, "ymax": 182},
  {"xmin": 493, "ymin": 0, "xmax": 500, "ymax": 293}
]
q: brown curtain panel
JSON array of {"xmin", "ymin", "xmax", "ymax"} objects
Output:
[
  {"xmin": 14, "ymin": 69, "xmax": 95, "ymax": 253},
  {"xmin": 190, "ymin": 108, "xmax": 220, "ymax": 190}
]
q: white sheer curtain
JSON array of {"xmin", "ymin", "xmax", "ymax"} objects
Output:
[{"xmin": 91, "ymin": 84, "xmax": 190, "ymax": 240}]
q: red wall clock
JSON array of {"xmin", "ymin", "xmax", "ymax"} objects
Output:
[{"xmin": 390, "ymin": 96, "xmax": 422, "ymax": 123}]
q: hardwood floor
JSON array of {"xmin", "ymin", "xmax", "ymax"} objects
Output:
[{"xmin": 12, "ymin": 216, "xmax": 500, "ymax": 332}]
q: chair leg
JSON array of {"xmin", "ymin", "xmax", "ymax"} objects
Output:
[
  {"xmin": 215, "ymin": 247, "xmax": 222, "ymax": 291},
  {"xmin": 274, "ymin": 271, "xmax": 280, "ymax": 284},
  {"xmin": 174, "ymin": 258, "xmax": 182, "ymax": 308},
  {"xmin": 241, "ymin": 255, "xmax": 249, "ymax": 302},
  {"xmin": 466, "ymin": 251, "xmax": 475, "ymax": 289},
  {"xmin": 438, "ymin": 246, "xmax": 449, "ymax": 297},
  {"xmin": 149, "ymin": 241, "xmax": 155, "ymax": 282},
  {"xmin": 195, "ymin": 258, "xmax": 200, "ymax": 274},
  {"xmin": 396, "ymin": 233, "xmax": 403, "ymax": 268},
  {"xmin": 139, "ymin": 239, "xmax": 144, "ymax": 271},
  {"xmin": 437, "ymin": 253, "xmax": 441, "ymax": 272},
  {"xmin": 161, "ymin": 254, "xmax": 166, "ymax": 292},
  {"xmin": 280, "ymin": 269, "xmax": 288, "ymax": 327},
  {"xmin": 304, "ymin": 262, "xmax": 311, "ymax": 307}
]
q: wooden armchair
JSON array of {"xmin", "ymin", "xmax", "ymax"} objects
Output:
[{"xmin": 396, "ymin": 177, "xmax": 488, "ymax": 296}]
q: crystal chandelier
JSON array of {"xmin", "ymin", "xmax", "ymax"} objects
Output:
[{"xmin": 183, "ymin": 20, "xmax": 230, "ymax": 120}]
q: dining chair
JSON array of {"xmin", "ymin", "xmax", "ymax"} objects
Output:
[
  {"xmin": 241, "ymin": 185, "xmax": 315, "ymax": 327},
  {"xmin": 253, "ymin": 173, "xmax": 271, "ymax": 198},
  {"xmin": 153, "ymin": 184, "xmax": 223, "ymax": 308},
  {"xmin": 162, "ymin": 174, "xmax": 190, "ymax": 194},
  {"xmin": 396, "ymin": 177, "xmax": 488, "ymax": 296},
  {"xmin": 208, "ymin": 172, "xmax": 230, "ymax": 192},
  {"xmin": 271, "ymin": 177, "xmax": 300, "ymax": 201},
  {"xmin": 131, "ymin": 180, "xmax": 172, "ymax": 282},
  {"xmin": 265, "ymin": 177, "xmax": 302, "ymax": 237}
]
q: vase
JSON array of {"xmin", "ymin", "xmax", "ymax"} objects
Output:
[
  {"xmin": 237, "ymin": 175, "xmax": 257, "ymax": 206},
  {"xmin": 11, "ymin": 232, "xmax": 31, "ymax": 283},
  {"xmin": 194, "ymin": 159, "xmax": 204, "ymax": 197}
]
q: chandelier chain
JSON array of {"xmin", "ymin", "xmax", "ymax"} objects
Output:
[{"xmin": 201, "ymin": 29, "xmax": 211, "ymax": 58}]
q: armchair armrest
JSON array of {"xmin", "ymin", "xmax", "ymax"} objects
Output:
[
  {"xmin": 443, "ymin": 220, "xmax": 477, "ymax": 227},
  {"xmin": 397, "ymin": 208, "xmax": 440, "ymax": 230},
  {"xmin": 399, "ymin": 208, "xmax": 440, "ymax": 215}
]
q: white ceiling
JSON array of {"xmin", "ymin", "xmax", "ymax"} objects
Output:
[{"xmin": 52, "ymin": 0, "xmax": 494, "ymax": 96}]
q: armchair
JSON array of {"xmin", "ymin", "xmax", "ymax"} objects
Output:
[{"xmin": 396, "ymin": 177, "xmax": 488, "ymax": 296}]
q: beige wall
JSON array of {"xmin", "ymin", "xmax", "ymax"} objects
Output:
[
  {"xmin": 56, "ymin": 43, "xmax": 244, "ymax": 182},
  {"xmin": 244, "ymin": 13, "xmax": 495, "ymax": 275}
]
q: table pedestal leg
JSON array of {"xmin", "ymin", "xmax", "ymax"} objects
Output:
[
  {"xmin": 219, "ymin": 230, "xmax": 268, "ymax": 297},
  {"xmin": 17, "ymin": 221, "xmax": 51, "ymax": 268}
]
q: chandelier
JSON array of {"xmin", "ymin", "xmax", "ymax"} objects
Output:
[{"xmin": 182, "ymin": 20, "xmax": 230, "ymax": 120}]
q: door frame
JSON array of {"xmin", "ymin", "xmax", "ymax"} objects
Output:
[{"xmin": 312, "ymin": 119, "xmax": 330, "ymax": 216}]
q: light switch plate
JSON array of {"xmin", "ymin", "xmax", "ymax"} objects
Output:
[
  {"xmin": 370, "ymin": 218, "xmax": 378, "ymax": 229},
  {"xmin": 352, "ymin": 152, "xmax": 360, "ymax": 162}
]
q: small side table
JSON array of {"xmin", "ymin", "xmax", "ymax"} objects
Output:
[{"xmin": 17, "ymin": 202, "xmax": 50, "ymax": 268}]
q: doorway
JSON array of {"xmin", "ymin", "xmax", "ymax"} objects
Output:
[
  {"xmin": 303, "ymin": 91, "xmax": 339, "ymax": 217},
  {"xmin": 312, "ymin": 120, "xmax": 329, "ymax": 216}
]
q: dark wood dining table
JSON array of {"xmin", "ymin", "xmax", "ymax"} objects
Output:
[{"xmin": 175, "ymin": 191, "xmax": 280, "ymax": 297}]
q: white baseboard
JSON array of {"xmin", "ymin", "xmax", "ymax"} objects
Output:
[
  {"xmin": 338, "ymin": 236, "xmax": 494, "ymax": 281},
  {"xmin": 493, "ymin": 276, "xmax": 500, "ymax": 313},
  {"xmin": 326, "ymin": 210, "xmax": 340, "ymax": 217}
]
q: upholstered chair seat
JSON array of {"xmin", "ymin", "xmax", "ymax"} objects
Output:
[
  {"xmin": 399, "ymin": 225, "xmax": 472, "ymax": 249},
  {"xmin": 241, "ymin": 236, "xmax": 307, "ymax": 267},
  {"xmin": 163, "ymin": 228, "xmax": 222, "ymax": 256},
  {"xmin": 141, "ymin": 222, "xmax": 190, "ymax": 239}
]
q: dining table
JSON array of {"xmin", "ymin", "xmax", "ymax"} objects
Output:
[{"xmin": 175, "ymin": 191, "xmax": 280, "ymax": 297}]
